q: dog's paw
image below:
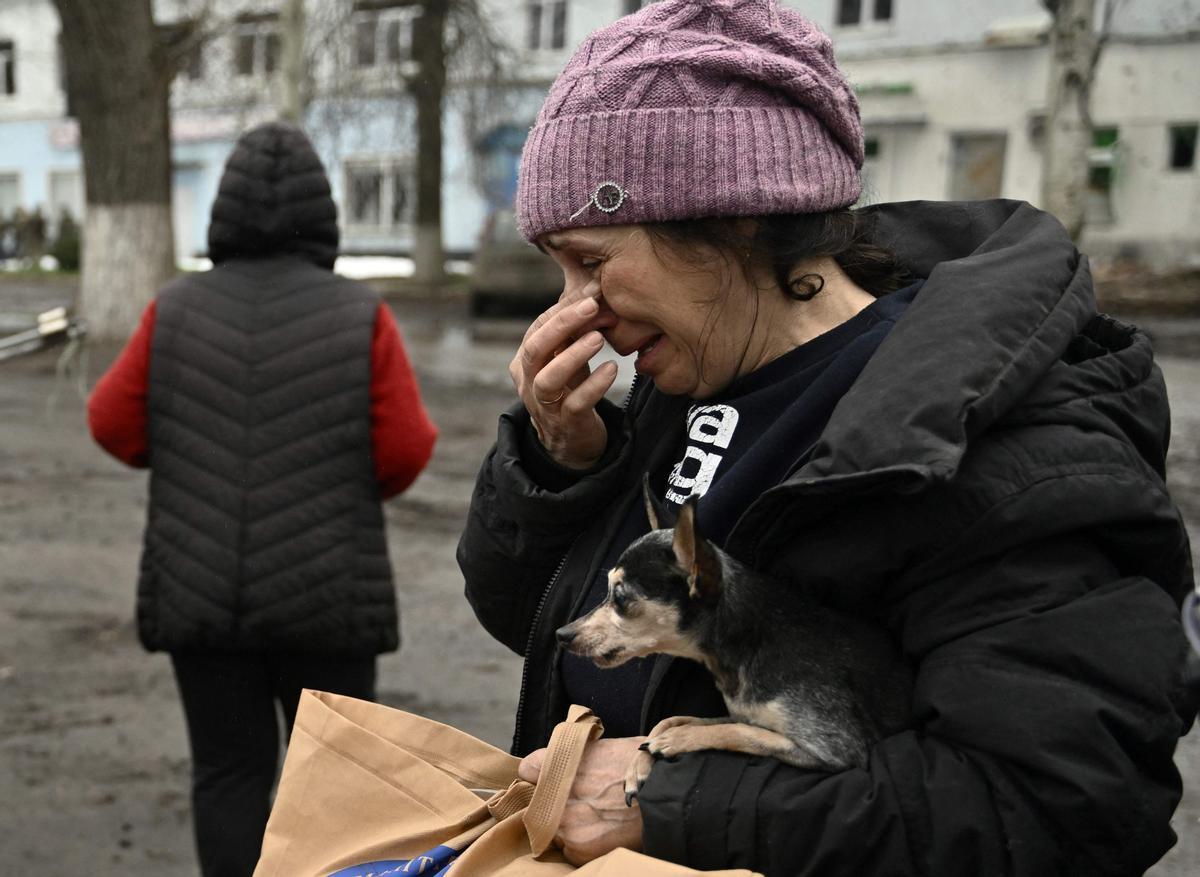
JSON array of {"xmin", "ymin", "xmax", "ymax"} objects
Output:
[
  {"xmin": 646, "ymin": 714, "xmax": 704, "ymax": 738},
  {"xmin": 644, "ymin": 723, "xmax": 715, "ymax": 760},
  {"xmin": 624, "ymin": 748, "xmax": 655, "ymax": 805}
]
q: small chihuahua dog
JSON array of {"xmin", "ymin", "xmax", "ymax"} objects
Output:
[{"xmin": 556, "ymin": 480, "xmax": 913, "ymax": 803}]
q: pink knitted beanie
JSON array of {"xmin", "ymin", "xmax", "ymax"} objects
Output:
[{"xmin": 516, "ymin": 0, "xmax": 864, "ymax": 242}]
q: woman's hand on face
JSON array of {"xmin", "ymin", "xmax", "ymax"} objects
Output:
[
  {"xmin": 510, "ymin": 286, "xmax": 619, "ymax": 469},
  {"xmin": 518, "ymin": 736, "xmax": 648, "ymax": 866}
]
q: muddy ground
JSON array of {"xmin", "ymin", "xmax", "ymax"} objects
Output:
[{"xmin": 0, "ymin": 281, "xmax": 1197, "ymax": 874}]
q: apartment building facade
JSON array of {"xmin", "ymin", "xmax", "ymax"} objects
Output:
[{"xmin": 0, "ymin": 0, "xmax": 1196, "ymax": 267}]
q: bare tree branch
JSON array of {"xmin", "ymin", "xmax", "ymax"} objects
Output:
[
  {"xmin": 1093, "ymin": 0, "xmax": 1127, "ymax": 57},
  {"xmin": 157, "ymin": 0, "xmax": 222, "ymax": 79}
]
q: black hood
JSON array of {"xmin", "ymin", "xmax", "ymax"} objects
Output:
[
  {"xmin": 727, "ymin": 199, "xmax": 1173, "ymax": 556},
  {"xmin": 207, "ymin": 122, "xmax": 339, "ymax": 270},
  {"xmin": 802, "ymin": 199, "xmax": 1090, "ymax": 486}
]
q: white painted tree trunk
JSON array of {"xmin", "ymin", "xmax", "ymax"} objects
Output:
[
  {"xmin": 81, "ymin": 203, "xmax": 175, "ymax": 340},
  {"xmin": 1042, "ymin": 0, "xmax": 1098, "ymax": 240},
  {"xmin": 411, "ymin": 222, "xmax": 446, "ymax": 284}
]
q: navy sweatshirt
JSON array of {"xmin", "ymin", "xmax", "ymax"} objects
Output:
[{"xmin": 561, "ymin": 282, "xmax": 923, "ymax": 735}]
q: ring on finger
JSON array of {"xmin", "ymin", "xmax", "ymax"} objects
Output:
[{"xmin": 537, "ymin": 388, "xmax": 566, "ymax": 406}]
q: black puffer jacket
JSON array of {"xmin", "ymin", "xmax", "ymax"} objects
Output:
[
  {"xmin": 458, "ymin": 200, "xmax": 1197, "ymax": 875},
  {"xmin": 138, "ymin": 123, "xmax": 397, "ymax": 656}
]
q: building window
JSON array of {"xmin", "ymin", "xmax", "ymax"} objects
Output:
[
  {"xmin": 859, "ymin": 135, "xmax": 882, "ymax": 201},
  {"xmin": 353, "ymin": 3, "xmax": 416, "ymax": 68},
  {"xmin": 1169, "ymin": 124, "xmax": 1197, "ymax": 171},
  {"xmin": 233, "ymin": 15, "xmax": 281, "ymax": 77},
  {"xmin": 528, "ymin": 1, "xmax": 567, "ymax": 51},
  {"xmin": 0, "ymin": 172, "xmax": 19, "ymax": 217},
  {"xmin": 0, "ymin": 40, "xmax": 15, "ymax": 95},
  {"xmin": 345, "ymin": 160, "xmax": 413, "ymax": 231},
  {"xmin": 48, "ymin": 169, "xmax": 84, "ymax": 228},
  {"xmin": 948, "ymin": 133, "xmax": 1007, "ymax": 200},
  {"xmin": 55, "ymin": 35, "xmax": 74, "ymax": 116},
  {"xmin": 159, "ymin": 18, "xmax": 205, "ymax": 82},
  {"xmin": 836, "ymin": 0, "xmax": 892, "ymax": 27},
  {"xmin": 1086, "ymin": 126, "xmax": 1119, "ymax": 224},
  {"xmin": 185, "ymin": 42, "xmax": 204, "ymax": 80}
]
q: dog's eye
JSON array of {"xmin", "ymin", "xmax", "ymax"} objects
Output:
[{"xmin": 612, "ymin": 586, "xmax": 639, "ymax": 615}]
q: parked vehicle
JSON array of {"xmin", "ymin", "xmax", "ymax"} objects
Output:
[{"xmin": 469, "ymin": 209, "xmax": 562, "ymax": 316}]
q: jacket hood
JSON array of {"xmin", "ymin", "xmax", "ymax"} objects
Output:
[
  {"xmin": 805, "ymin": 200, "xmax": 1100, "ymax": 484},
  {"xmin": 728, "ymin": 199, "xmax": 1171, "ymax": 548},
  {"xmin": 207, "ymin": 122, "xmax": 339, "ymax": 269}
]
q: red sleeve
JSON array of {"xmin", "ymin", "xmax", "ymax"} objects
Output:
[
  {"xmin": 87, "ymin": 300, "xmax": 155, "ymax": 468},
  {"xmin": 371, "ymin": 302, "xmax": 437, "ymax": 499}
]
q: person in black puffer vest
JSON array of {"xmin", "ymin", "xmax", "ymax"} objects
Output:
[{"xmin": 88, "ymin": 122, "xmax": 437, "ymax": 877}]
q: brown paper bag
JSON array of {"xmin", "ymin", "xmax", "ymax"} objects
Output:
[{"xmin": 254, "ymin": 690, "xmax": 760, "ymax": 877}]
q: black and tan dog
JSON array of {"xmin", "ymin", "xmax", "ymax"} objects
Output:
[{"xmin": 555, "ymin": 483, "xmax": 913, "ymax": 803}]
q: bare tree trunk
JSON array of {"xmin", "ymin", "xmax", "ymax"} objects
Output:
[
  {"xmin": 1041, "ymin": 0, "xmax": 1098, "ymax": 241},
  {"xmin": 53, "ymin": 0, "xmax": 175, "ymax": 340},
  {"xmin": 410, "ymin": 0, "xmax": 448, "ymax": 285},
  {"xmin": 280, "ymin": 0, "xmax": 307, "ymax": 125}
]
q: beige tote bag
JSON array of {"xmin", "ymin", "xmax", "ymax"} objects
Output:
[{"xmin": 254, "ymin": 690, "xmax": 759, "ymax": 877}]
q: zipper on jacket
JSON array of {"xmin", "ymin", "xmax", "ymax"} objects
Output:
[
  {"xmin": 510, "ymin": 374, "xmax": 644, "ymax": 754},
  {"xmin": 511, "ymin": 541, "xmax": 575, "ymax": 754},
  {"xmin": 619, "ymin": 373, "xmax": 642, "ymax": 411}
]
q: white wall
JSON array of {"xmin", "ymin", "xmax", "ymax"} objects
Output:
[
  {"xmin": 1086, "ymin": 38, "xmax": 1200, "ymax": 263},
  {"xmin": 0, "ymin": 0, "xmax": 67, "ymax": 121},
  {"xmin": 803, "ymin": 0, "xmax": 1195, "ymax": 55},
  {"xmin": 478, "ymin": 0, "xmax": 631, "ymax": 83},
  {"xmin": 843, "ymin": 44, "xmax": 1048, "ymax": 206},
  {"xmin": 802, "ymin": 0, "xmax": 1048, "ymax": 55}
]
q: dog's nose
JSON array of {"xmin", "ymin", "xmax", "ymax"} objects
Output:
[{"xmin": 556, "ymin": 626, "xmax": 576, "ymax": 647}]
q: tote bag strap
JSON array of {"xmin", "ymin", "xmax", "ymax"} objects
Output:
[{"xmin": 523, "ymin": 704, "xmax": 605, "ymax": 857}]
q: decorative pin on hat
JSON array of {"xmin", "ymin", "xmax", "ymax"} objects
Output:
[{"xmin": 570, "ymin": 181, "xmax": 630, "ymax": 221}]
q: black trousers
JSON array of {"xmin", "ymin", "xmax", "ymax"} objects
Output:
[{"xmin": 170, "ymin": 651, "xmax": 377, "ymax": 877}]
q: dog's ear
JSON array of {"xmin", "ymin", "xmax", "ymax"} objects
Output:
[
  {"xmin": 672, "ymin": 497, "xmax": 722, "ymax": 602},
  {"xmin": 642, "ymin": 473, "xmax": 676, "ymax": 530},
  {"xmin": 642, "ymin": 474, "xmax": 660, "ymax": 530}
]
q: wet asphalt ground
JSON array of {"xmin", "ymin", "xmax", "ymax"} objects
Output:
[{"xmin": 0, "ymin": 277, "xmax": 1196, "ymax": 874}]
